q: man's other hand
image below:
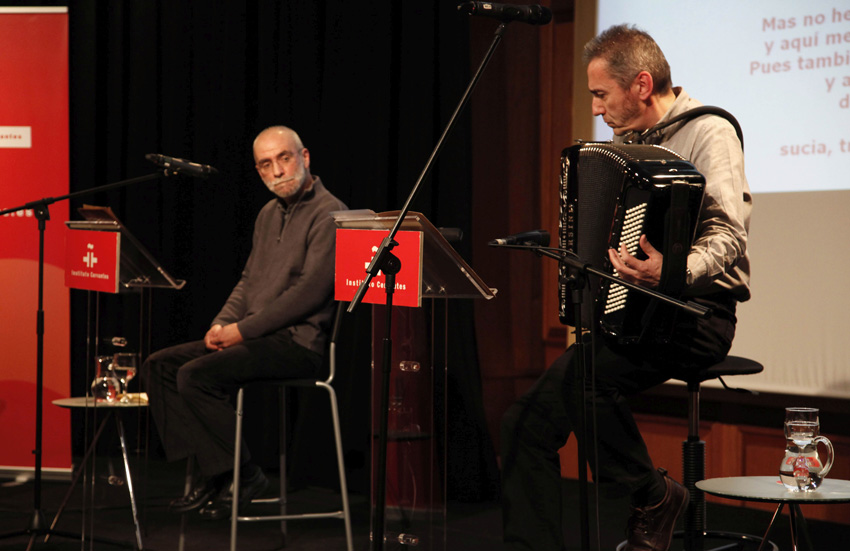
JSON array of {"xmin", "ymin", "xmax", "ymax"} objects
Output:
[
  {"xmin": 204, "ymin": 324, "xmax": 224, "ymax": 350},
  {"xmin": 217, "ymin": 323, "xmax": 244, "ymax": 349}
]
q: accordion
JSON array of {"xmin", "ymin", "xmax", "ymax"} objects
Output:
[{"xmin": 558, "ymin": 143, "xmax": 706, "ymax": 344}]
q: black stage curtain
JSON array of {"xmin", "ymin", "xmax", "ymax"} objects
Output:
[{"xmin": 44, "ymin": 0, "xmax": 498, "ymax": 501}]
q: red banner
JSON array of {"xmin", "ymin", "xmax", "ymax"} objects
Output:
[
  {"xmin": 0, "ymin": 8, "xmax": 71, "ymax": 472},
  {"xmin": 334, "ymin": 229, "xmax": 423, "ymax": 308}
]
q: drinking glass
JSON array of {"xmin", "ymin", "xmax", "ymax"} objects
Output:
[{"xmin": 112, "ymin": 352, "xmax": 138, "ymax": 402}]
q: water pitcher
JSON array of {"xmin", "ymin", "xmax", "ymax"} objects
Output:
[{"xmin": 778, "ymin": 407, "xmax": 834, "ymax": 492}]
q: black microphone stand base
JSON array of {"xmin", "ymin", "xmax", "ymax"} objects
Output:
[{"xmin": 0, "ymin": 512, "xmax": 134, "ymax": 551}]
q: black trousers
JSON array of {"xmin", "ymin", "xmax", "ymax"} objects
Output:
[
  {"xmin": 500, "ymin": 295, "xmax": 738, "ymax": 551},
  {"xmin": 141, "ymin": 331, "xmax": 321, "ymax": 478}
]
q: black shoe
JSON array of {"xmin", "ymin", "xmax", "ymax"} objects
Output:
[
  {"xmin": 199, "ymin": 468, "xmax": 269, "ymax": 521},
  {"xmin": 625, "ymin": 469, "xmax": 690, "ymax": 551},
  {"xmin": 169, "ymin": 477, "xmax": 219, "ymax": 514}
]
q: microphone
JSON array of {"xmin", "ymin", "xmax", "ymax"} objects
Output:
[
  {"xmin": 457, "ymin": 2, "xmax": 552, "ymax": 25},
  {"xmin": 146, "ymin": 153, "xmax": 219, "ymax": 178},
  {"xmin": 489, "ymin": 229, "xmax": 550, "ymax": 246}
]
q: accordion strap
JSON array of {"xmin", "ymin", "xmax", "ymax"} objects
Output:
[
  {"xmin": 637, "ymin": 180, "xmax": 692, "ymax": 343},
  {"xmin": 635, "ymin": 106, "xmax": 744, "ymax": 151},
  {"xmin": 659, "ymin": 180, "xmax": 692, "ymax": 296}
]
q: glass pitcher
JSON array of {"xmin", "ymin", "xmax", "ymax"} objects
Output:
[
  {"xmin": 90, "ymin": 355, "xmax": 121, "ymax": 402},
  {"xmin": 778, "ymin": 407, "xmax": 834, "ymax": 492}
]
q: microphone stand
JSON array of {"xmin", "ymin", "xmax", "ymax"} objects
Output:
[
  {"xmin": 346, "ymin": 21, "xmax": 510, "ymax": 551},
  {"xmin": 0, "ymin": 169, "xmax": 176, "ymax": 550},
  {"xmin": 491, "ymin": 242, "xmax": 710, "ymax": 551}
]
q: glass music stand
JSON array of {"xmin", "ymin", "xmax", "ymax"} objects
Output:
[
  {"xmin": 334, "ymin": 210, "xmax": 496, "ymax": 551},
  {"xmin": 56, "ymin": 206, "xmax": 185, "ymax": 548},
  {"xmin": 66, "ymin": 205, "xmax": 186, "ymax": 291}
]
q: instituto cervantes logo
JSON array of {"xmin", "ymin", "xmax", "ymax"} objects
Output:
[{"xmin": 83, "ymin": 243, "xmax": 98, "ymax": 269}]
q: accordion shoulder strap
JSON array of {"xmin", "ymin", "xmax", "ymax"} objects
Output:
[{"xmin": 636, "ymin": 106, "xmax": 744, "ymax": 151}]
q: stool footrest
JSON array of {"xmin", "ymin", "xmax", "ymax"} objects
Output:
[{"xmin": 237, "ymin": 510, "xmax": 346, "ymax": 522}]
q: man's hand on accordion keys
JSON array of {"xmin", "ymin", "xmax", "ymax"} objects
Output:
[{"xmin": 608, "ymin": 235, "xmax": 663, "ymax": 288}]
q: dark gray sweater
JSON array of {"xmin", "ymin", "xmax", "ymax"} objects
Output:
[{"xmin": 212, "ymin": 177, "xmax": 347, "ymax": 354}]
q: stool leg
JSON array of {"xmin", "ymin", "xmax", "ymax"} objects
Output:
[
  {"xmin": 279, "ymin": 386, "xmax": 288, "ymax": 546},
  {"xmin": 230, "ymin": 387, "xmax": 244, "ymax": 551},
  {"xmin": 683, "ymin": 384, "xmax": 706, "ymax": 551},
  {"xmin": 682, "ymin": 438, "xmax": 706, "ymax": 551},
  {"xmin": 323, "ymin": 382, "xmax": 353, "ymax": 551}
]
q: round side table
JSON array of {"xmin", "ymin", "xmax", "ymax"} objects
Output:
[
  {"xmin": 696, "ymin": 476, "xmax": 850, "ymax": 551},
  {"xmin": 50, "ymin": 395, "xmax": 148, "ymax": 550}
]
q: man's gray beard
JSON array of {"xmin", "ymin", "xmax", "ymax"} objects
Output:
[{"xmin": 266, "ymin": 166, "xmax": 306, "ymax": 199}]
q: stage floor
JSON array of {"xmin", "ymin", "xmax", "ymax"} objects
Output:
[{"xmin": 1, "ymin": 457, "xmax": 848, "ymax": 550}]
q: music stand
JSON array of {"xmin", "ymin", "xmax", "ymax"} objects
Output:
[
  {"xmin": 61, "ymin": 205, "xmax": 184, "ymax": 548},
  {"xmin": 67, "ymin": 205, "xmax": 186, "ymax": 291},
  {"xmin": 335, "ymin": 210, "xmax": 495, "ymax": 550},
  {"xmin": 334, "ymin": 209, "xmax": 495, "ymax": 301}
]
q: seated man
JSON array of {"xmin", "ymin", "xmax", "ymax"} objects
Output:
[
  {"xmin": 142, "ymin": 125, "xmax": 348, "ymax": 519},
  {"xmin": 501, "ymin": 25, "xmax": 751, "ymax": 551}
]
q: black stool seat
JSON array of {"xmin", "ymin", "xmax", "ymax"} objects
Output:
[{"xmin": 684, "ymin": 355, "xmax": 765, "ymax": 384}]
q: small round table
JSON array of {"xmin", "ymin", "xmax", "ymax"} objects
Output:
[
  {"xmin": 50, "ymin": 395, "xmax": 148, "ymax": 550},
  {"xmin": 696, "ymin": 476, "xmax": 850, "ymax": 551}
]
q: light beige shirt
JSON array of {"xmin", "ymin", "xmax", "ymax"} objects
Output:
[{"xmin": 619, "ymin": 88, "xmax": 751, "ymax": 302}]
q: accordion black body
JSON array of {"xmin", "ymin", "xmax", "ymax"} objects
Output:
[{"xmin": 558, "ymin": 143, "xmax": 706, "ymax": 344}]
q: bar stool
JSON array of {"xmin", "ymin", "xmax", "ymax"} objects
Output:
[
  {"xmin": 615, "ymin": 355, "xmax": 777, "ymax": 551},
  {"xmin": 674, "ymin": 355, "xmax": 777, "ymax": 551},
  {"xmin": 230, "ymin": 302, "xmax": 354, "ymax": 551}
]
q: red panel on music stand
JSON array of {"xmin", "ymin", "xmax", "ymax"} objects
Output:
[
  {"xmin": 334, "ymin": 229, "xmax": 423, "ymax": 308},
  {"xmin": 64, "ymin": 229, "xmax": 121, "ymax": 293}
]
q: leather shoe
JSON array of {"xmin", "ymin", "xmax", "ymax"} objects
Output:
[
  {"xmin": 625, "ymin": 469, "xmax": 689, "ymax": 551},
  {"xmin": 169, "ymin": 477, "xmax": 219, "ymax": 513},
  {"xmin": 199, "ymin": 468, "xmax": 268, "ymax": 521}
]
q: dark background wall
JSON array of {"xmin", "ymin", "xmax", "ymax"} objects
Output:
[{"xmin": 37, "ymin": 0, "xmax": 502, "ymax": 501}]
